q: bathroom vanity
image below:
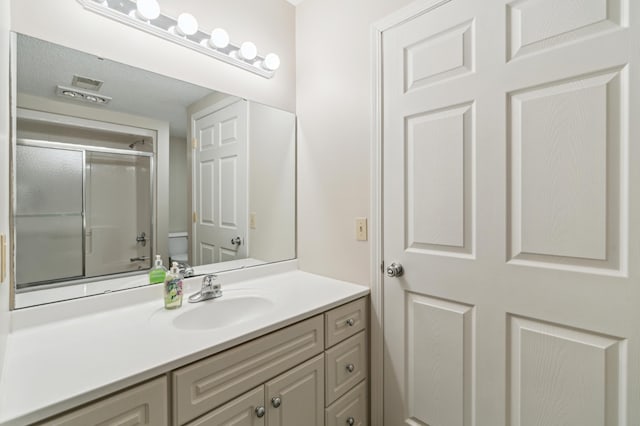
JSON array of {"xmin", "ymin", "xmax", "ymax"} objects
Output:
[{"xmin": 0, "ymin": 262, "xmax": 369, "ymax": 426}]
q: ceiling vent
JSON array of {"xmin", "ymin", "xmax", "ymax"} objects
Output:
[
  {"xmin": 71, "ymin": 75, "xmax": 104, "ymax": 91},
  {"xmin": 56, "ymin": 85, "xmax": 112, "ymax": 105}
]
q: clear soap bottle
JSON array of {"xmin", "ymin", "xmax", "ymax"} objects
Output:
[
  {"xmin": 164, "ymin": 262, "xmax": 183, "ymax": 309},
  {"xmin": 149, "ymin": 255, "xmax": 167, "ymax": 284}
]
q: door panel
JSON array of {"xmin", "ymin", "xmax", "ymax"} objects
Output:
[
  {"xmin": 382, "ymin": 0, "xmax": 639, "ymax": 425},
  {"xmin": 508, "ymin": 68, "xmax": 625, "ymax": 272},
  {"xmin": 508, "ymin": 315, "xmax": 625, "ymax": 426},
  {"xmin": 406, "ymin": 102, "xmax": 474, "ymax": 255},
  {"xmin": 406, "ymin": 294, "xmax": 474, "ymax": 426}
]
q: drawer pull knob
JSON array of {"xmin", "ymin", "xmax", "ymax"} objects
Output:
[
  {"xmin": 271, "ymin": 396, "xmax": 282, "ymax": 408},
  {"xmin": 346, "ymin": 318, "xmax": 355, "ymax": 326},
  {"xmin": 346, "ymin": 417, "xmax": 355, "ymax": 425},
  {"xmin": 346, "ymin": 363, "xmax": 355, "ymax": 373},
  {"xmin": 255, "ymin": 406, "xmax": 265, "ymax": 417}
]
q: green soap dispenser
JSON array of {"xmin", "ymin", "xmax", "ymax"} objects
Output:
[{"xmin": 149, "ymin": 255, "xmax": 167, "ymax": 284}]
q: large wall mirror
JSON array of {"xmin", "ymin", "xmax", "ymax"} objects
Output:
[{"xmin": 11, "ymin": 33, "xmax": 296, "ymax": 308}]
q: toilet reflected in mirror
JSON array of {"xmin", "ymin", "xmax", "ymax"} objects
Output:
[{"xmin": 168, "ymin": 232, "xmax": 188, "ymax": 265}]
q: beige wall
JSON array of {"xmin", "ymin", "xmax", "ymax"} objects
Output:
[
  {"xmin": 10, "ymin": 0, "xmax": 295, "ymax": 112},
  {"xmin": 296, "ymin": 0, "xmax": 414, "ymax": 285},
  {"xmin": 0, "ymin": 0, "xmax": 10, "ymax": 377}
]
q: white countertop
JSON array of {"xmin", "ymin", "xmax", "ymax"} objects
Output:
[{"xmin": 0, "ymin": 262, "xmax": 369, "ymax": 425}]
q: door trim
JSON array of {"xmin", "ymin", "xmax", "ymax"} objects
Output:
[{"xmin": 369, "ymin": 1, "xmax": 453, "ymax": 425}]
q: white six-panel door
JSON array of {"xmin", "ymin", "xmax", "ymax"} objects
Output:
[
  {"xmin": 382, "ymin": 0, "xmax": 639, "ymax": 424},
  {"xmin": 193, "ymin": 100, "xmax": 248, "ymax": 265}
]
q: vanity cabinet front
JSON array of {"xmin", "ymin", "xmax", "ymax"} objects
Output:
[
  {"xmin": 173, "ymin": 315, "xmax": 324, "ymax": 425},
  {"xmin": 37, "ymin": 377, "xmax": 168, "ymax": 426},
  {"xmin": 33, "ymin": 297, "xmax": 368, "ymax": 426}
]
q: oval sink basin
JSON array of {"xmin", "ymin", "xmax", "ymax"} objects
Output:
[{"xmin": 173, "ymin": 295, "xmax": 275, "ymax": 330}]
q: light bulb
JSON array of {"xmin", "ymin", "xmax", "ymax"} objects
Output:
[
  {"xmin": 239, "ymin": 42, "xmax": 257, "ymax": 61},
  {"xmin": 175, "ymin": 13, "xmax": 198, "ymax": 36},
  {"xmin": 135, "ymin": 0, "xmax": 160, "ymax": 21},
  {"xmin": 262, "ymin": 53, "xmax": 280, "ymax": 71},
  {"xmin": 208, "ymin": 28, "xmax": 229, "ymax": 49}
]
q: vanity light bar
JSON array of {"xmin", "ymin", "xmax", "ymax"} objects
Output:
[{"xmin": 77, "ymin": 0, "xmax": 280, "ymax": 79}]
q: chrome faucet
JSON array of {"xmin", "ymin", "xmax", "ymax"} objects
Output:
[
  {"xmin": 188, "ymin": 274, "xmax": 222, "ymax": 303},
  {"xmin": 176, "ymin": 262, "xmax": 195, "ymax": 278}
]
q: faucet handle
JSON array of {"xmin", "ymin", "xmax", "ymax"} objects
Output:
[
  {"xmin": 202, "ymin": 274, "xmax": 217, "ymax": 289},
  {"xmin": 201, "ymin": 274, "xmax": 222, "ymax": 297}
]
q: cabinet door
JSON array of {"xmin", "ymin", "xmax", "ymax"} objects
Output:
[
  {"xmin": 186, "ymin": 386, "xmax": 265, "ymax": 426},
  {"xmin": 38, "ymin": 377, "xmax": 167, "ymax": 426},
  {"xmin": 265, "ymin": 354, "xmax": 324, "ymax": 426}
]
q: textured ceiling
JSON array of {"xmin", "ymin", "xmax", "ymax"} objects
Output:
[{"xmin": 17, "ymin": 34, "xmax": 215, "ymax": 137}]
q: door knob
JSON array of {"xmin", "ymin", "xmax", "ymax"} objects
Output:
[
  {"xmin": 346, "ymin": 417, "xmax": 355, "ymax": 426},
  {"xmin": 271, "ymin": 396, "xmax": 281, "ymax": 408},
  {"xmin": 231, "ymin": 236, "xmax": 242, "ymax": 245},
  {"xmin": 346, "ymin": 363, "xmax": 355, "ymax": 373},
  {"xmin": 255, "ymin": 406, "xmax": 265, "ymax": 417},
  {"xmin": 386, "ymin": 262, "xmax": 403, "ymax": 277}
]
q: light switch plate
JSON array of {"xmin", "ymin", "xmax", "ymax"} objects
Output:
[{"xmin": 356, "ymin": 217, "xmax": 368, "ymax": 241}]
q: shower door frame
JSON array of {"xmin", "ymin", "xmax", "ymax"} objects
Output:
[{"xmin": 14, "ymin": 138, "xmax": 155, "ymax": 290}]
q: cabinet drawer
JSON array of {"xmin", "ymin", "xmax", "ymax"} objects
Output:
[
  {"xmin": 325, "ymin": 380, "xmax": 368, "ymax": 426},
  {"xmin": 325, "ymin": 298, "xmax": 367, "ymax": 348},
  {"xmin": 38, "ymin": 377, "xmax": 168, "ymax": 426},
  {"xmin": 173, "ymin": 315, "xmax": 324, "ymax": 425},
  {"xmin": 185, "ymin": 386, "xmax": 264, "ymax": 426},
  {"xmin": 325, "ymin": 331, "xmax": 367, "ymax": 405}
]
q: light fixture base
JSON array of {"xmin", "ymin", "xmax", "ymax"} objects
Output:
[{"xmin": 77, "ymin": 0, "xmax": 276, "ymax": 79}]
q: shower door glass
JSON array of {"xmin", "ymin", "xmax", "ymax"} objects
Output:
[
  {"xmin": 15, "ymin": 144, "xmax": 84, "ymax": 285},
  {"xmin": 85, "ymin": 151, "xmax": 152, "ymax": 277}
]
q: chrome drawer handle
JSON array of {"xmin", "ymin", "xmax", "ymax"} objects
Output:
[
  {"xmin": 346, "ymin": 363, "xmax": 355, "ymax": 373},
  {"xmin": 271, "ymin": 396, "xmax": 281, "ymax": 408},
  {"xmin": 346, "ymin": 417, "xmax": 355, "ymax": 425},
  {"xmin": 255, "ymin": 406, "xmax": 265, "ymax": 417},
  {"xmin": 346, "ymin": 318, "xmax": 355, "ymax": 326}
]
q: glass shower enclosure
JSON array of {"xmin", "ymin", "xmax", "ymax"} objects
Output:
[{"xmin": 15, "ymin": 139, "xmax": 153, "ymax": 289}]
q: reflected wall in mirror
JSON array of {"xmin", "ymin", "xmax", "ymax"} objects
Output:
[{"xmin": 11, "ymin": 33, "xmax": 296, "ymax": 308}]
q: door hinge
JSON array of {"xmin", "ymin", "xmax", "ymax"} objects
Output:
[
  {"xmin": 192, "ymin": 211, "xmax": 197, "ymax": 223},
  {"xmin": 192, "ymin": 138, "xmax": 197, "ymax": 149},
  {"xmin": 380, "ymin": 261, "xmax": 384, "ymax": 274}
]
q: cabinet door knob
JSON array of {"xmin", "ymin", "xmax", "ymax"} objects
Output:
[
  {"xmin": 255, "ymin": 406, "xmax": 265, "ymax": 417},
  {"xmin": 271, "ymin": 396, "xmax": 282, "ymax": 408},
  {"xmin": 346, "ymin": 318, "xmax": 355, "ymax": 326},
  {"xmin": 346, "ymin": 363, "xmax": 355, "ymax": 373},
  {"xmin": 346, "ymin": 417, "xmax": 355, "ymax": 425}
]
